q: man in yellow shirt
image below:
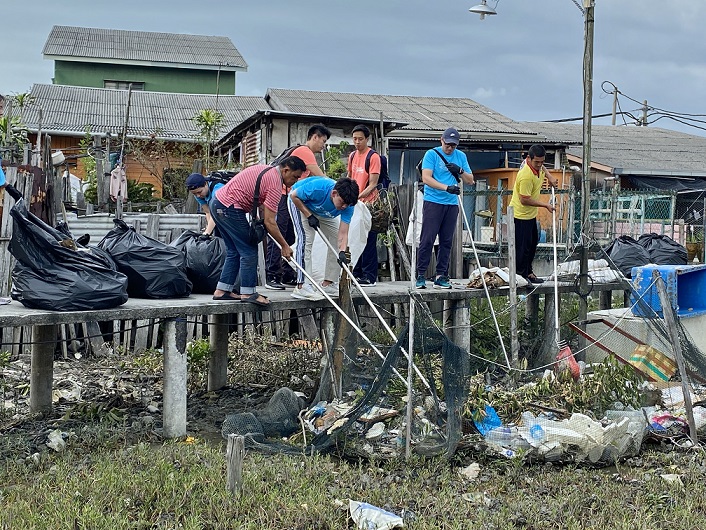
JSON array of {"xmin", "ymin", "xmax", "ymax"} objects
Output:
[{"xmin": 509, "ymin": 145, "xmax": 557, "ymax": 284}]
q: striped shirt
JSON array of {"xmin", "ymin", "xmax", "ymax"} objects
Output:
[{"xmin": 215, "ymin": 164, "xmax": 283, "ymax": 213}]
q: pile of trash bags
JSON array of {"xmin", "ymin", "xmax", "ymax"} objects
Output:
[
  {"xmin": 98, "ymin": 219, "xmax": 192, "ymax": 298},
  {"xmin": 170, "ymin": 230, "xmax": 226, "ymax": 294},
  {"xmin": 9, "ymin": 199, "xmax": 128, "ymax": 311},
  {"xmin": 603, "ymin": 234, "xmax": 687, "ymax": 278}
]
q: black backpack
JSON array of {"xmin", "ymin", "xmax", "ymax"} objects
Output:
[
  {"xmin": 270, "ymin": 144, "xmax": 302, "ymax": 166},
  {"xmin": 205, "ymin": 170, "xmax": 238, "ymax": 194},
  {"xmin": 349, "ymin": 149, "xmax": 390, "ymax": 189}
]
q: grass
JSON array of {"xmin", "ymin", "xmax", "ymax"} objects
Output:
[{"xmin": 2, "ymin": 435, "xmax": 706, "ymax": 529}]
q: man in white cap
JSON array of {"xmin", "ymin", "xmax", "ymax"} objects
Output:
[{"xmin": 416, "ymin": 127, "xmax": 475, "ymax": 289}]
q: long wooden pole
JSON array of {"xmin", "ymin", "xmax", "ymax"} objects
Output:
[{"xmin": 653, "ymin": 271, "xmax": 698, "ymax": 444}]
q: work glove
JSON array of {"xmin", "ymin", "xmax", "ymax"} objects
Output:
[
  {"xmin": 445, "ymin": 163, "xmax": 462, "ymax": 181},
  {"xmin": 3, "ymin": 183, "xmax": 22, "ymax": 201},
  {"xmin": 446, "ymin": 185, "xmax": 461, "ymax": 195},
  {"xmin": 307, "ymin": 214, "xmax": 320, "ymax": 229},
  {"xmin": 337, "ymin": 250, "xmax": 349, "ymax": 268}
]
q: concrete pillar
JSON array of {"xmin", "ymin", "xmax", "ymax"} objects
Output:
[
  {"xmin": 30, "ymin": 324, "xmax": 56, "ymax": 413},
  {"xmin": 163, "ymin": 317, "xmax": 187, "ymax": 438},
  {"xmin": 452, "ymin": 299, "xmax": 471, "ymax": 353}
]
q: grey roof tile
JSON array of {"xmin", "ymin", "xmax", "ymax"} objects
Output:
[
  {"xmin": 43, "ymin": 26, "xmax": 247, "ymax": 69},
  {"xmin": 526, "ymin": 121, "xmax": 706, "ymax": 174},
  {"xmin": 21, "ymin": 84, "xmax": 268, "ymax": 140},
  {"xmin": 266, "ymin": 88, "xmax": 535, "ymax": 135}
]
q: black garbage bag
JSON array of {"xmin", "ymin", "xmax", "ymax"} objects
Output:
[
  {"xmin": 602, "ymin": 235, "xmax": 651, "ymax": 278},
  {"xmin": 9, "ymin": 199, "xmax": 129, "ymax": 311},
  {"xmin": 98, "ymin": 219, "xmax": 192, "ymax": 298},
  {"xmin": 55, "ymin": 220, "xmax": 119, "ymax": 270},
  {"xmin": 170, "ymin": 230, "xmax": 226, "ymax": 294},
  {"xmin": 637, "ymin": 233, "xmax": 688, "ymax": 266}
]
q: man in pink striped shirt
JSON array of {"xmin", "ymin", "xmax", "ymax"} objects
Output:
[{"xmin": 210, "ymin": 156, "xmax": 306, "ymax": 307}]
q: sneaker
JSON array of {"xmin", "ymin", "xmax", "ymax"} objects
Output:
[
  {"xmin": 356, "ymin": 277, "xmax": 377, "ymax": 287},
  {"xmin": 433, "ymin": 276, "xmax": 452, "ymax": 289},
  {"xmin": 416, "ymin": 275, "xmax": 427, "ymax": 289},
  {"xmin": 265, "ymin": 279, "xmax": 285, "ymax": 290},
  {"xmin": 291, "ymin": 284, "xmax": 325, "ymax": 301},
  {"xmin": 320, "ymin": 282, "xmax": 339, "ymax": 297}
]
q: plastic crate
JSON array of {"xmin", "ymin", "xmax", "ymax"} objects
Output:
[{"xmin": 631, "ymin": 263, "xmax": 706, "ymax": 318}]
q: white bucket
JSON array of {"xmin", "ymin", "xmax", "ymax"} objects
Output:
[
  {"xmin": 51, "ymin": 150, "xmax": 65, "ymax": 165},
  {"xmin": 480, "ymin": 226, "xmax": 494, "ymax": 242}
]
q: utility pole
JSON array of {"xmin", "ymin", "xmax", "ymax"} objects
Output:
[
  {"xmin": 578, "ymin": 0, "xmax": 595, "ymax": 350},
  {"xmin": 611, "ymin": 89, "xmax": 617, "ymax": 125},
  {"xmin": 641, "ymin": 100, "xmax": 648, "ymax": 126}
]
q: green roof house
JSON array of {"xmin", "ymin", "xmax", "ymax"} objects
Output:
[{"xmin": 42, "ymin": 25, "xmax": 247, "ymax": 95}]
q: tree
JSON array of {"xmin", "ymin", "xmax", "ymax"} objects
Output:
[{"xmin": 191, "ymin": 109, "xmax": 225, "ymax": 172}]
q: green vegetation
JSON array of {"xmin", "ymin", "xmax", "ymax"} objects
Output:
[
  {"xmin": 323, "ymin": 141, "xmax": 350, "ymax": 180},
  {"xmin": 2, "ymin": 438, "xmax": 705, "ymax": 529}
]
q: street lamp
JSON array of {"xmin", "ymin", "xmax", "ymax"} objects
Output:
[{"xmin": 468, "ymin": 1, "xmax": 497, "ymax": 20}]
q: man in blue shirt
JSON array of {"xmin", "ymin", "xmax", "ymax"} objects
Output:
[
  {"xmin": 288, "ymin": 176, "xmax": 359, "ymax": 300},
  {"xmin": 185, "ymin": 173, "xmax": 224, "ymax": 237},
  {"xmin": 416, "ymin": 127, "xmax": 475, "ymax": 289}
]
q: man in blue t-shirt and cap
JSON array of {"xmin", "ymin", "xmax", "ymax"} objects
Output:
[
  {"xmin": 416, "ymin": 127, "xmax": 475, "ymax": 289},
  {"xmin": 185, "ymin": 172, "xmax": 224, "ymax": 237}
]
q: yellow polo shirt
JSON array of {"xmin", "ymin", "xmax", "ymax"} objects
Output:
[{"xmin": 509, "ymin": 164, "xmax": 546, "ymax": 220}]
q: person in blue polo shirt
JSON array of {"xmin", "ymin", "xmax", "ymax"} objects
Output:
[
  {"xmin": 185, "ymin": 173, "xmax": 224, "ymax": 237},
  {"xmin": 288, "ymin": 176, "xmax": 359, "ymax": 300},
  {"xmin": 416, "ymin": 127, "xmax": 475, "ymax": 289}
]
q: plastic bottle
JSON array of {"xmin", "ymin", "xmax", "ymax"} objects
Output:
[{"xmin": 521, "ymin": 412, "xmax": 546, "ymax": 443}]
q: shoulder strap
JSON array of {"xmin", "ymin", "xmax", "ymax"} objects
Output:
[
  {"xmin": 432, "ymin": 148, "xmax": 450, "ymax": 165},
  {"xmin": 251, "ymin": 167, "xmax": 272, "ymax": 220},
  {"xmin": 364, "ymin": 150, "xmax": 375, "ymax": 174}
]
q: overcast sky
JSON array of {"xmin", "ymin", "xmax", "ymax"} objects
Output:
[{"xmin": 4, "ymin": 0, "xmax": 706, "ymax": 136}]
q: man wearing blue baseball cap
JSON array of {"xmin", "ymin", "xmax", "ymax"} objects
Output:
[
  {"xmin": 415, "ymin": 127, "xmax": 475, "ymax": 289},
  {"xmin": 185, "ymin": 172, "xmax": 223, "ymax": 236}
]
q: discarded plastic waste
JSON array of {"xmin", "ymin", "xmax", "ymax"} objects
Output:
[{"xmin": 349, "ymin": 500, "xmax": 404, "ymax": 529}]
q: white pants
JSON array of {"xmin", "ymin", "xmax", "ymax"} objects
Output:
[{"xmin": 288, "ymin": 198, "xmax": 341, "ymax": 284}]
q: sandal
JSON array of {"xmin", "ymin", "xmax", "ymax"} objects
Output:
[
  {"xmin": 212, "ymin": 292, "xmax": 241, "ymax": 301},
  {"xmin": 242, "ymin": 292, "xmax": 270, "ymax": 307}
]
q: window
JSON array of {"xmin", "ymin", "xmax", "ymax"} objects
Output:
[{"xmin": 104, "ymin": 81, "xmax": 145, "ymax": 91}]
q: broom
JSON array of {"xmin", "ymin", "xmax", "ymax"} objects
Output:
[{"xmin": 550, "ymin": 185, "xmax": 580, "ymax": 380}]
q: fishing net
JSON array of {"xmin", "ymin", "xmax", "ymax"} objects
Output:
[{"xmin": 221, "ymin": 291, "xmax": 488, "ymax": 457}]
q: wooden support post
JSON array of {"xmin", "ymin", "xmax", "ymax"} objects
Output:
[
  {"xmin": 654, "ymin": 272, "xmax": 698, "ymax": 444},
  {"xmin": 226, "ymin": 434, "xmax": 245, "ymax": 496},
  {"xmin": 30, "ymin": 324, "xmax": 57, "ymax": 413},
  {"xmin": 599, "ymin": 290, "xmax": 612, "ymax": 310},
  {"xmin": 208, "ymin": 314, "xmax": 229, "ymax": 391},
  {"xmin": 163, "ymin": 317, "xmax": 187, "ymax": 438},
  {"xmin": 297, "ymin": 308, "xmax": 319, "ymax": 341}
]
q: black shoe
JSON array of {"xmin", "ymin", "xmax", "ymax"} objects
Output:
[
  {"xmin": 356, "ymin": 277, "xmax": 377, "ymax": 287},
  {"xmin": 525, "ymin": 274, "xmax": 544, "ymax": 284},
  {"xmin": 265, "ymin": 279, "xmax": 286, "ymax": 290}
]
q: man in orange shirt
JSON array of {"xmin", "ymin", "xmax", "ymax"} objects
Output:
[
  {"xmin": 348, "ymin": 124, "xmax": 382, "ymax": 286},
  {"xmin": 265, "ymin": 124, "xmax": 331, "ymax": 290}
]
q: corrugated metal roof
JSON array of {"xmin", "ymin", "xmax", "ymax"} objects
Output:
[
  {"xmin": 22, "ymin": 84, "xmax": 268, "ymax": 140},
  {"xmin": 266, "ymin": 88, "xmax": 537, "ymax": 136},
  {"xmin": 43, "ymin": 26, "xmax": 247, "ymax": 70},
  {"xmin": 525, "ymin": 121, "xmax": 706, "ymax": 175}
]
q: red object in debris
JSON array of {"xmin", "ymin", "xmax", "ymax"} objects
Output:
[{"xmin": 555, "ymin": 345, "xmax": 580, "ymax": 381}]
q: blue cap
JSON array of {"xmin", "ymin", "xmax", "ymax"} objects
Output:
[
  {"xmin": 442, "ymin": 127, "xmax": 460, "ymax": 145},
  {"xmin": 185, "ymin": 173, "xmax": 206, "ymax": 189}
]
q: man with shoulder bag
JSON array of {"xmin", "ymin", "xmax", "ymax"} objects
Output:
[{"xmin": 210, "ymin": 156, "xmax": 306, "ymax": 307}]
